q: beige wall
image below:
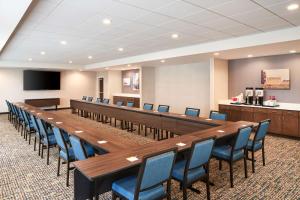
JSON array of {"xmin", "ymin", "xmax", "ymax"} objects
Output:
[
  {"xmin": 142, "ymin": 62, "xmax": 211, "ymax": 116},
  {"xmin": 210, "ymin": 58, "xmax": 229, "ymax": 110},
  {"xmin": 0, "ymin": 68, "xmax": 97, "ymax": 112}
]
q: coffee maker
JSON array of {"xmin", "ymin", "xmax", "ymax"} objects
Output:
[
  {"xmin": 255, "ymin": 88, "xmax": 264, "ymax": 106},
  {"xmin": 245, "ymin": 87, "xmax": 254, "ymax": 105}
]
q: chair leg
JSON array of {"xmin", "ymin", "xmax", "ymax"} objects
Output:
[
  {"xmin": 34, "ymin": 137, "xmax": 37, "ymax": 151},
  {"xmin": 66, "ymin": 161, "xmax": 70, "ymax": 187},
  {"xmin": 41, "ymin": 144, "xmax": 44, "ymax": 158},
  {"xmin": 57, "ymin": 153, "xmax": 61, "ymax": 176},
  {"xmin": 112, "ymin": 191, "xmax": 117, "ymax": 200},
  {"xmin": 252, "ymin": 151, "xmax": 255, "ymax": 173},
  {"xmin": 206, "ymin": 173, "xmax": 211, "ymax": 200},
  {"xmin": 262, "ymin": 146, "xmax": 266, "ymax": 166},
  {"xmin": 244, "ymin": 154, "xmax": 248, "ymax": 178},
  {"xmin": 229, "ymin": 161, "xmax": 234, "ymax": 188},
  {"xmin": 166, "ymin": 180, "xmax": 172, "ymax": 200},
  {"xmin": 28, "ymin": 132, "xmax": 32, "ymax": 144},
  {"xmin": 183, "ymin": 186, "xmax": 187, "ymax": 200},
  {"xmin": 47, "ymin": 145, "xmax": 50, "ymax": 165},
  {"xmin": 219, "ymin": 160, "xmax": 222, "ymax": 170}
]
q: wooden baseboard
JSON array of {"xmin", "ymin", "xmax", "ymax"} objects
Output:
[{"xmin": 0, "ymin": 112, "xmax": 9, "ymax": 115}]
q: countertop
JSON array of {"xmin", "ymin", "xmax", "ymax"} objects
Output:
[{"xmin": 219, "ymin": 100, "xmax": 300, "ymax": 112}]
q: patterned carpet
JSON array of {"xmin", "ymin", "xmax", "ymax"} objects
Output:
[{"xmin": 0, "ymin": 110, "xmax": 299, "ymax": 200}]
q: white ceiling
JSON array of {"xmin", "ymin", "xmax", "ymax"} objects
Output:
[{"xmin": 0, "ymin": 0, "xmax": 300, "ymax": 67}]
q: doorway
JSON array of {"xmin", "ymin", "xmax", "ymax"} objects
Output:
[{"xmin": 98, "ymin": 78, "xmax": 104, "ymax": 99}]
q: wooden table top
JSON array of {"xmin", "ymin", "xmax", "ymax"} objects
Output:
[{"xmin": 14, "ymin": 102, "xmax": 145, "ymax": 152}]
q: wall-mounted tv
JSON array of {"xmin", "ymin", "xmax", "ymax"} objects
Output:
[{"xmin": 23, "ymin": 70, "xmax": 61, "ymax": 90}]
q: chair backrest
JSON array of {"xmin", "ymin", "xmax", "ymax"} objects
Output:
[
  {"xmin": 82, "ymin": 96, "xmax": 87, "ymax": 100},
  {"xmin": 143, "ymin": 103, "xmax": 153, "ymax": 111},
  {"xmin": 185, "ymin": 107, "xmax": 200, "ymax": 117},
  {"xmin": 87, "ymin": 96, "xmax": 93, "ymax": 102},
  {"xmin": 233, "ymin": 126, "xmax": 253, "ymax": 151},
  {"xmin": 17, "ymin": 107, "xmax": 24, "ymax": 120},
  {"xmin": 158, "ymin": 105, "xmax": 170, "ymax": 113},
  {"xmin": 21, "ymin": 110, "xmax": 31, "ymax": 126},
  {"xmin": 187, "ymin": 138, "xmax": 215, "ymax": 170},
  {"xmin": 11, "ymin": 104, "xmax": 18, "ymax": 116},
  {"xmin": 209, "ymin": 111, "xmax": 227, "ymax": 121},
  {"xmin": 102, "ymin": 98, "xmax": 109, "ymax": 104},
  {"xmin": 36, "ymin": 118, "xmax": 51, "ymax": 142},
  {"xmin": 53, "ymin": 127, "xmax": 68, "ymax": 152},
  {"xmin": 95, "ymin": 98, "xmax": 102, "ymax": 104},
  {"xmin": 69, "ymin": 135, "xmax": 88, "ymax": 160},
  {"xmin": 127, "ymin": 101, "xmax": 134, "ymax": 107},
  {"xmin": 135, "ymin": 148, "xmax": 177, "ymax": 196},
  {"xmin": 30, "ymin": 114, "xmax": 40, "ymax": 134},
  {"xmin": 116, "ymin": 101, "xmax": 123, "ymax": 106},
  {"xmin": 254, "ymin": 119, "xmax": 271, "ymax": 141},
  {"xmin": 5, "ymin": 100, "xmax": 11, "ymax": 112}
]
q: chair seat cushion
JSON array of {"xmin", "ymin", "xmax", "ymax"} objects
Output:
[
  {"xmin": 212, "ymin": 145, "xmax": 244, "ymax": 161},
  {"xmin": 42, "ymin": 134, "xmax": 56, "ymax": 145},
  {"xmin": 246, "ymin": 140, "xmax": 262, "ymax": 151},
  {"xmin": 172, "ymin": 160, "xmax": 205, "ymax": 184},
  {"xmin": 60, "ymin": 148, "xmax": 75, "ymax": 161},
  {"xmin": 112, "ymin": 176, "xmax": 166, "ymax": 200}
]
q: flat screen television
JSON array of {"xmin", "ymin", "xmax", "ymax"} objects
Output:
[{"xmin": 23, "ymin": 70, "xmax": 61, "ymax": 90}]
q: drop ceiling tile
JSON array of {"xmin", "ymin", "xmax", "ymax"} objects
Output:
[
  {"xmin": 133, "ymin": 13, "xmax": 173, "ymax": 26},
  {"xmin": 154, "ymin": 0, "xmax": 203, "ymax": 19},
  {"xmin": 115, "ymin": 0, "xmax": 175, "ymax": 10},
  {"xmin": 182, "ymin": 0, "xmax": 234, "ymax": 8}
]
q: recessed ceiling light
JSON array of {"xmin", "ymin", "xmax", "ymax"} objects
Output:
[
  {"xmin": 40, "ymin": 51, "xmax": 46, "ymax": 55},
  {"xmin": 127, "ymin": 64, "xmax": 131, "ymax": 67},
  {"xmin": 79, "ymin": 69, "xmax": 83, "ymax": 72},
  {"xmin": 28, "ymin": 58, "xmax": 32, "ymax": 61},
  {"xmin": 160, "ymin": 60, "xmax": 165, "ymax": 63},
  {"xmin": 289, "ymin": 50, "xmax": 297, "ymax": 53},
  {"xmin": 171, "ymin": 33, "xmax": 179, "ymax": 39},
  {"xmin": 247, "ymin": 54, "xmax": 253, "ymax": 58},
  {"xmin": 287, "ymin": 3, "xmax": 299, "ymax": 11},
  {"xmin": 214, "ymin": 52, "xmax": 220, "ymax": 56},
  {"xmin": 88, "ymin": 56, "xmax": 93, "ymax": 59},
  {"xmin": 104, "ymin": 67, "xmax": 109, "ymax": 70},
  {"xmin": 60, "ymin": 40, "xmax": 67, "ymax": 45},
  {"xmin": 118, "ymin": 47, "xmax": 124, "ymax": 52},
  {"xmin": 68, "ymin": 60, "xmax": 73, "ymax": 64},
  {"xmin": 102, "ymin": 18, "xmax": 112, "ymax": 25}
]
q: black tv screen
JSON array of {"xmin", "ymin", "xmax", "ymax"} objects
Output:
[{"xmin": 23, "ymin": 70, "xmax": 61, "ymax": 90}]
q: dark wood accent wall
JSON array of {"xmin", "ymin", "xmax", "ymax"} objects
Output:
[
  {"xmin": 113, "ymin": 96, "xmax": 140, "ymax": 108},
  {"xmin": 24, "ymin": 98, "xmax": 60, "ymax": 109},
  {"xmin": 219, "ymin": 104, "xmax": 300, "ymax": 138}
]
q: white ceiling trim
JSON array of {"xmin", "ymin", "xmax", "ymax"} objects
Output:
[
  {"xmin": 85, "ymin": 26, "xmax": 300, "ymax": 69},
  {"xmin": 0, "ymin": 60, "xmax": 82, "ymax": 70}
]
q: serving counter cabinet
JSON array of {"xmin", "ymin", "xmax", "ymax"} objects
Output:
[{"xmin": 219, "ymin": 104, "xmax": 300, "ymax": 138}]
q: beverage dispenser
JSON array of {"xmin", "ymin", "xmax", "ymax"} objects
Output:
[
  {"xmin": 255, "ymin": 88, "xmax": 264, "ymax": 106},
  {"xmin": 245, "ymin": 87, "xmax": 254, "ymax": 105}
]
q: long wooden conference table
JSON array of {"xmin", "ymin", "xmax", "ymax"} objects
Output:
[{"xmin": 14, "ymin": 100, "xmax": 257, "ymax": 200}]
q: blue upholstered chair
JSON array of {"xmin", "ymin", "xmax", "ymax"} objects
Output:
[
  {"xmin": 5, "ymin": 100, "xmax": 12, "ymax": 121},
  {"xmin": 95, "ymin": 98, "xmax": 102, "ymax": 104},
  {"xmin": 36, "ymin": 118, "xmax": 57, "ymax": 165},
  {"xmin": 172, "ymin": 138, "xmax": 215, "ymax": 200},
  {"xmin": 185, "ymin": 107, "xmax": 200, "ymax": 117},
  {"xmin": 11, "ymin": 104, "xmax": 20, "ymax": 128},
  {"xmin": 212, "ymin": 125, "xmax": 253, "ymax": 187},
  {"xmin": 158, "ymin": 105, "xmax": 170, "ymax": 113},
  {"xmin": 69, "ymin": 135, "xmax": 89, "ymax": 160},
  {"xmin": 127, "ymin": 101, "xmax": 134, "ymax": 107},
  {"xmin": 30, "ymin": 114, "xmax": 42, "ymax": 155},
  {"xmin": 16, "ymin": 107, "xmax": 25, "ymax": 135},
  {"xmin": 53, "ymin": 127, "xmax": 75, "ymax": 186},
  {"xmin": 112, "ymin": 148, "xmax": 177, "ymax": 200},
  {"xmin": 21, "ymin": 110, "xmax": 35, "ymax": 144},
  {"xmin": 153, "ymin": 105, "xmax": 170, "ymax": 140},
  {"xmin": 102, "ymin": 98, "xmax": 110, "ymax": 104},
  {"xmin": 143, "ymin": 103, "xmax": 154, "ymax": 111},
  {"xmin": 247, "ymin": 119, "xmax": 271, "ymax": 173},
  {"xmin": 114, "ymin": 101, "xmax": 124, "ymax": 128},
  {"xmin": 87, "ymin": 96, "xmax": 93, "ymax": 102},
  {"xmin": 139, "ymin": 103, "xmax": 154, "ymax": 137},
  {"xmin": 209, "ymin": 111, "xmax": 227, "ymax": 121},
  {"xmin": 82, "ymin": 96, "xmax": 87, "ymax": 101}
]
